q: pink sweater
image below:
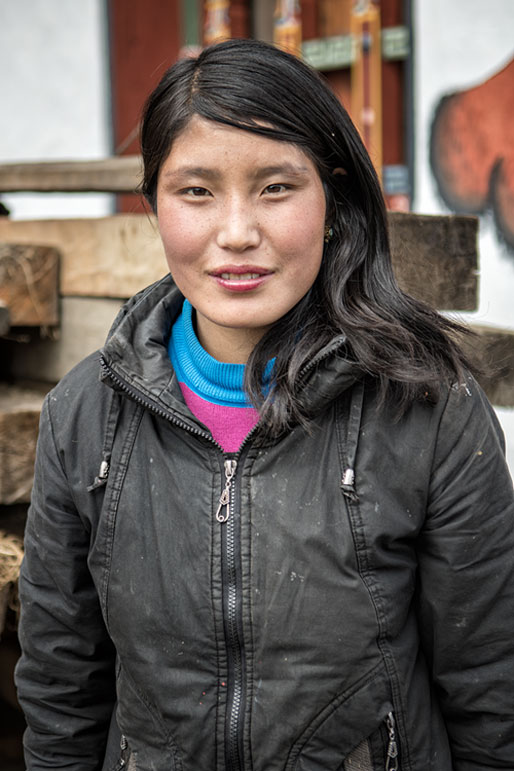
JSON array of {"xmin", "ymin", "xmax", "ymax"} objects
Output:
[{"xmin": 168, "ymin": 300, "xmax": 261, "ymax": 453}]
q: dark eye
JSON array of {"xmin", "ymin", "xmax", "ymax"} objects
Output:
[
  {"xmin": 184, "ymin": 187, "xmax": 211, "ymax": 197},
  {"xmin": 264, "ymin": 183, "xmax": 288, "ymax": 194}
]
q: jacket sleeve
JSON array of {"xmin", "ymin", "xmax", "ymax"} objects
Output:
[
  {"xmin": 15, "ymin": 395, "xmax": 117, "ymax": 771},
  {"xmin": 417, "ymin": 376, "xmax": 514, "ymax": 768}
]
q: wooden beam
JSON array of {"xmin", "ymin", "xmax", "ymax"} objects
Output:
[
  {"xmin": 0, "ymin": 157, "xmax": 142, "ymax": 193},
  {"xmin": 389, "ymin": 212, "xmax": 478, "ymax": 311},
  {"xmin": 0, "ymin": 244, "xmax": 59, "ymax": 326},
  {"xmin": 0, "ymin": 213, "xmax": 478, "ymax": 309},
  {"xmin": 3, "ymin": 297, "xmax": 124, "ymax": 384},
  {"xmin": 0, "ymin": 216, "xmax": 164, "ymax": 299}
]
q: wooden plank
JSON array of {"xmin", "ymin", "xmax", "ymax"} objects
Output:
[
  {"xmin": 0, "ymin": 213, "xmax": 478, "ymax": 308},
  {"xmin": 3, "ymin": 297, "xmax": 124, "ymax": 384},
  {"xmin": 0, "ymin": 156, "xmax": 142, "ymax": 193},
  {"xmin": 467, "ymin": 325, "xmax": 514, "ymax": 408},
  {"xmin": 0, "ymin": 385, "xmax": 48, "ymax": 505},
  {"xmin": 0, "ymin": 244, "xmax": 59, "ymax": 326},
  {"xmin": 389, "ymin": 212, "xmax": 478, "ymax": 310},
  {"xmin": 0, "ymin": 215, "xmax": 165, "ymax": 298}
]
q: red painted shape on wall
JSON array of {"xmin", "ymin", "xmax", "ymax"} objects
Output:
[{"xmin": 430, "ymin": 57, "xmax": 514, "ymax": 249}]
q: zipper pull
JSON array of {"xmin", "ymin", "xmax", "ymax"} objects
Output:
[
  {"xmin": 341, "ymin": 467, "xmax": 359, "ymax": 502},
  {"xmin": 385, "ymin": 711, "xmax": 399, "ymax": 771},
  {"xmin": 87, "ymin": 457, "xmax": 111, "ymax": 492},
  {"xmin": 216, "ymin": 459, "xmax": 237, "ymax": 523}
]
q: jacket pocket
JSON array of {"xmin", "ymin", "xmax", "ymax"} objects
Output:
[
  {"xmin": 342, "ymin": 736, "xmax": 374, "ymax": 770},
  {"xmin": 343, "ymin": 712, "xmax": 400, "ymax": 771},
  {"xmin": 115, "ymin": 663, "xmax": 182, "ymax": 770},
  {"xmin": 287, "ymin": 662, "xmax": 400, "ymax": 771}
]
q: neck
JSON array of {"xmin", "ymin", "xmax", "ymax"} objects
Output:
[{"xmin": 195, "ymin": 313, "xmax": 268, "ymax": 364}]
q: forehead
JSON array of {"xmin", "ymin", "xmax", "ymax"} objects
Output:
[{"xmin": 161, "ymin": 114, "xmax": 318, "ymax": 172}]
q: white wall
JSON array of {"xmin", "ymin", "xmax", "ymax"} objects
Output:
[
  {"xmin": 413, "ymin": 0, "xmax": 514, "ymax": 474},
  {"xmin": 0, "ymin": 0, "xmax": 113, "ymax": 218}
]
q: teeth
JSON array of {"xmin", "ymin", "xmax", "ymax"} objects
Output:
[{"xmin": 220, "ymin": 272, "xmax": 261, "ymax": 280}]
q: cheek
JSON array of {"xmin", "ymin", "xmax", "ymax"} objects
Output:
[
  {"xmin": 158, "ymin": 209, "xmax": 202, "ymax": 268},
  {"xmin": 277, "ymin": 215, "xmax": 324, "ymax": 271},
  {"xmin": 275, "ymin": 192, "xmax": 326, "ymax": 248}
]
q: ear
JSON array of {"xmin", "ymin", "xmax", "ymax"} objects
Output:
[{"xmin": 324, "ymin": 167, "xmax": 347, "ymax": 221}]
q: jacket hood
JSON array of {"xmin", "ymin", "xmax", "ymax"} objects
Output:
[{"xmin": 101, "ymin": 274, "xmax": 364, "ymax": 423}]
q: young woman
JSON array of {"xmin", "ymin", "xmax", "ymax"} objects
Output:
[{"xmin": 16, "ymin": 38, "xmax": 514, "ymax": 771}]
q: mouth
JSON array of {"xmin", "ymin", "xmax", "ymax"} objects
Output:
[
  {"xmin": 210, "ymin": 265, "xmax": 272, "ymax": 278},
  {"xmin": 209, "ymin": 265, "xmax": 273, "ymax": 292},
  {"xmin": 219, "ymin": 271, "xmax": 262, "ymax": 280}
]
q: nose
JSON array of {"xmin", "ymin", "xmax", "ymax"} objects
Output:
[{"xmin": 216, "ymin": 197, "xmax": 260, "ymax": 251}]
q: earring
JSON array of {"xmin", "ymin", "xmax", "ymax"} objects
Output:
[{"xmin": 324, "ymin": 225, "xmax": 334, "ymax": 243}]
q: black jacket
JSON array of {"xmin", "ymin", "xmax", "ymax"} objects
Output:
[{"xmin": 16, "ymin": 276, "xmax": 514, "ymax": 770}]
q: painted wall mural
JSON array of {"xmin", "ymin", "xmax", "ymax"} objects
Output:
[{"xmin": 429, "ymin": 57, "xmax": 514, "ymax": 253}]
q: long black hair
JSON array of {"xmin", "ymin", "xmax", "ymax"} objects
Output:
[{"xmin": 140, "ymin": 38, "xmax": 471, "ymax": 433}]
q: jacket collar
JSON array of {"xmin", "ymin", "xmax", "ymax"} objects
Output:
[
  {"xmin": 101, "ymin": 275, "xmax": 364, "ymax": 423},
  {"xmin": 296, "ymin": 339, "xmax": 363, "ymax": 417}
]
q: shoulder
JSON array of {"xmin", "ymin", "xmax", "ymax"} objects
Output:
[
  {"xmin": 357, "ymin": 373, "xmax": 510, "ymax": 491},
  {"xmin": 426, "ymin": 373, "xmax": 513, "ymax": 519},
  {"xmin": 432, "ymin": 372, "xmax": 506, "ymax": 465},
  {"xmin": 43, "ymin": 351, "xmax": 113, "ymax": 451},
  {"xmin": 46, "ymin": 349, "xmax": 105, "ymax": 411},
  {"xmin": 383, "ymin": 372, "xmax": 506, "ymax": 456}
]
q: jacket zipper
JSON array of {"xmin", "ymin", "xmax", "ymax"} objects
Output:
[
  {"xmin": 213, "ymin": 338, "xmax": 349, "ymax": 765},
  {"xmin": 214, "ymin": 338, "xmax": 349, "ymax": 771},
  {"xmin": 219, "ymin": 456, "xmax": 246, "ymax": 771},
  {"xmin": 102, "ymin": 358, "xmax": 251, "ymax": 770},
  {"xmin": 216, "ymin": 459, "xmax": 237, "ymax": 522},
  {"xmin": 385, "ymin": 711, "xmax": 399, "ymax": 771},
  {"xmin": 216, "ymin": 422, "xmax": 262, "ymax": 770}
]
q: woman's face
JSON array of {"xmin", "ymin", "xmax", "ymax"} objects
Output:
[{"xmin": 156, "ymin": 115, "xmax": 326, "ymax": 363}]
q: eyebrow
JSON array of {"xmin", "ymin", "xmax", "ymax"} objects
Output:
[
  {"xmin": 161, "ymin": 163, "xmax": 310, "ymax": 181},
  {"xmin": 250, "ymin": 164, "xmax": 310, "ymax": 179},
  {"xmin": 161, "ymin": 167, "xmax": 221, "ymax": 181}
]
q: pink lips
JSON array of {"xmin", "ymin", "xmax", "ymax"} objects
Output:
[{"xmin": 209, "ymin": 265, "xmax": 273, "ymax": 293}]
